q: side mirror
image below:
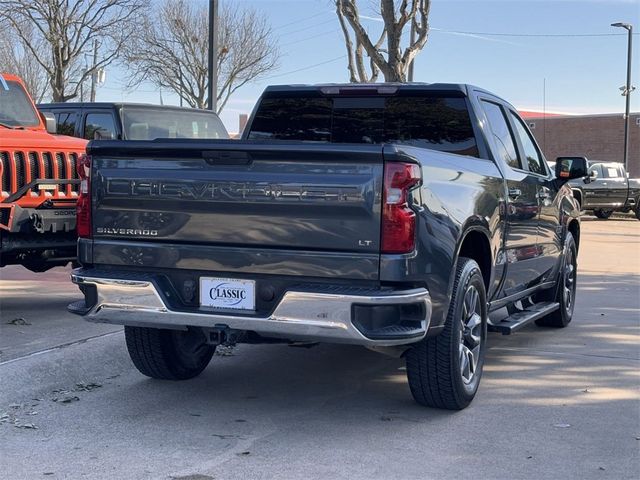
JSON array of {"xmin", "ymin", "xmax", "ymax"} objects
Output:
[
  {"xmin": 555, "ymin": 156, "xmax": 589, "ymax": 182},
  {"xmin": 584, "ymin": 169, "xmax": 597, "ymax": 184},
  {"xmin": 41, "ymin": 111, "xmax": 57, "ymax": 134}
]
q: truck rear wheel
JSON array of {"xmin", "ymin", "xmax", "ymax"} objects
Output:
[
  {"xmin": 593, "ymin": 209, "xmax": 613, "ymax": 219},
  {"xmin": 125, "ymin": 326, "xmax": 214, "ymax": 380},
  {"xmin": 406, "ymin": 257, "xmax": 487, "ymax": 410}
]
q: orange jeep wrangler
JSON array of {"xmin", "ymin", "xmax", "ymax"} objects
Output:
[{"xmin": 0, "ymin": 73, "xmax": 87, "ymax": 272}]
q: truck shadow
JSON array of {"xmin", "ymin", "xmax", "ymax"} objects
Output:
[
  {"xmin": 111, "ymin": 270, "xmax": 638, "ymax": 426},
  {"xmin": 3, "ymin": 269, "xmax": 636, "ymax": 479}
]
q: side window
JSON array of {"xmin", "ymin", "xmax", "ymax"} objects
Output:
[
  {"xmin": 55, "ymin": 112, "xmax": 77, "ymax": 136},
  {"xmin": 588, "ymin": 164, "xmax": 603, "ymax": 179},
  {"xmin": 84, "ymin": 113, "xmax": 116, "ymax": 140},
  {"xmin": 602, "ymin": 165, "xmax": 621, "ymax": 178},
  {"xmin": 510, "ymin": 111, "xmax": 546, "ymax": 175},
  {"xmin": 481, "ymin": 101, "xmax": 520, "ymax": 169}
]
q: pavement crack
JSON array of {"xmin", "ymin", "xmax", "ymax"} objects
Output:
[
  {"xmin": 0, "ymin": 330, "xmax": 122, "ymax": 367},
  {"xmin": 489, "ymin": 346, "xmax": 640, "ymax": 362}
]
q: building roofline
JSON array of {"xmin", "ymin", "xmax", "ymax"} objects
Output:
[{"xmin": 521, "ymin": 111, "xmax": 639, "ymax": 119}]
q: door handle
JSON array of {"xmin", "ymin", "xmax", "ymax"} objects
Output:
[
  {"xmin": 537, "ymin": 188, "xmax": 551, "ymax": 200},
  {"xmin": 508, "ymin": 188, "xmax": 522, "ymax": 199}
]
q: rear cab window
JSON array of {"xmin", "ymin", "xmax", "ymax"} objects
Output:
[
  {"xmin": 122, "ymin": 107, "xmax": 228, "ymax": 140},
  {"xmin": 247, "ymin": 92, "xmax": 479, "ymax": 157}
]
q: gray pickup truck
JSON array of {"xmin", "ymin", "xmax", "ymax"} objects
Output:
[
  {"xmin": 68, "ymin": 83, "xmax": 587, "ymax": 410},
  {"xmin": 570, "ymin": 161, "xmax": 640, "ymax": 220}
]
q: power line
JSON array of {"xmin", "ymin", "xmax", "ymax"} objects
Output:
[
  {"xmin": 278, "ymin": 18, "xmax": 336, "ymax": 37},
  {"xmin": 101, "ymin": 85, "xmax": 158, "ymax": 93},
  {"xmin": 274, "ymin": 11, "xmax": 328, "ymax": 31},
  {"xmin": 263, "ymin": 55, "xmax": 347, "ymax": 80},
  {"xmin": 435, "ymin": 28, "xmax": 640, "ymax": 38},
  {"xmin": 281, "ymin": 29, "xmax": 341, "ymax": 48}
]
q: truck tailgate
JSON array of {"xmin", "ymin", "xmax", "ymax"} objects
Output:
[{"xmin": 88, "ymin": 140, "xmax": 383, "ymax": 279}]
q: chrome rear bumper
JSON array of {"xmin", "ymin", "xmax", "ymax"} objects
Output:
[{"xmin": 70, "ymin": 270, "xmax": 432, "ymax": 347}]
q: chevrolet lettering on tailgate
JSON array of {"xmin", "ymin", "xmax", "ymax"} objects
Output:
[{"xmin": 106, "ymin": 179, "xmax": 364, "ymax": 203}]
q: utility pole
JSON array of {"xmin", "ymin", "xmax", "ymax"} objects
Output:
[
  {"xmin": 611, "ymin": 22, "xmax": 634, "ymax": 171},
  {"xmin": 90, "ymin": 40, "xmax": 98, "ymax": 102},
  {"xmin": 407, "ymin": 20, "xmax": 416, "ymax": 82},
  {"xmin": 207, "ymin": 0, "xmax": 218, "ymax": 112}
]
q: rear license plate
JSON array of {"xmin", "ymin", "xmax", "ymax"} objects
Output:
[{"xmin": 200, "ymin": 277, "xmax": 255, "ymax": 311}]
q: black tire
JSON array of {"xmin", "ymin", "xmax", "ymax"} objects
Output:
[
  {"xmin": 535, "ymin": 232, "xmax": 577, "ymax": 328},
  {"xmin": 635, "ymin": 207, "xmax": 640, "ymax": 221},
  {"xmin": 125, "ymin": 326, "xmax": 215, "ymax": 380},
  {"xmin": 593, "ymin": 209, "xmax": 613, "ymax": 219},
  {"xmin": 406, "ymin": 257, "xmax": 487, "ymax": 410}
]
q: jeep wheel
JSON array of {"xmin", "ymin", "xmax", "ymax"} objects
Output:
[
  {"xmin": 593, "ymin": 209, "xmax": 613, "ymax": 219},
  {"xmin": 125, "ymin": 326, "xmax": 215, "ymax": 380},
  {"xmin": 535, "ymin": 232, "xmax": 577, "ymax": 328},
  {"xmin": 406, "ymin": 257, "xmax": 487, "ymax": 410},
  {"xmin": 635, "ymin": 207, "xmax": 640, "ymax": 221}
]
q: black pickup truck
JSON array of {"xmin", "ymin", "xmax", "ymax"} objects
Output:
[
  {"xmin": 68, "ymin": 83, "xmax": 587, "ymax": 410},
  {"xmin": 37, "ymin": 102, "xmax": 228, "ymax": 141},
  {"xmin": 569, "ymin": 161, "xmax": 640, "ymax": 220}
]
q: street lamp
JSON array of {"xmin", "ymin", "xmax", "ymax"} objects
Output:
[{"xmin": 611, "ymin": 22, "xmax": 634, "ymax": 170}]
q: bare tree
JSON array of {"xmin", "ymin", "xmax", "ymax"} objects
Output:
[
  {"xmin": 0, "ymin": 23, "xmax": 50, "ymax": 102},
  {"xmin": 336, "ymin": 2, "xmax": 384, "ymax": 82},
  {"xmin": 123, "ymin": 0, "xmax": 279, "ymax": 113},
  {"xmin": 336, "ymin": 0, "xmax": 431, "ymax": 82},
  {"xmin": 0, "ymin": 0, "xmax": 145, "ymax": 102}
]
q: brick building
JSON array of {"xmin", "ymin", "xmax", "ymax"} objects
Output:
[{"xmin": 520, "ymin": 112, "xmax": 640, "ymax": 177}]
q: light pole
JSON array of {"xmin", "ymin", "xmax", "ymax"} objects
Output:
[
  {"xmin": 208, "ymin": 0, "xmax": 218, "ymax": 112},
  {"xmin": 611, "ymin": 22, "xmax": 634, "ymax": 170}
]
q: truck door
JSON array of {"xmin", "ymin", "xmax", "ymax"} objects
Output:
[
  {"xmin": 507, "ymin": 110, "xmax": 561, "ymax": 284},
  {"xmin": 479, "ymin": 99, "xmax": 542, "ymax": 294},
  {"xmin": 601, "ymin": 164, "xmax": 629, "ymax": 208},
  {"xmin": 582, "ymin": 163, "xmax": 604, "ymax": 209}
]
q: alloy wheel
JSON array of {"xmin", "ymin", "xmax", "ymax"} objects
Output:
[
  {"xmin": 460, "ymin": 285, "xmax": 483, "ymax": 385},
  {"xmin": 563, "ymin": 245, "xmax": 577, "ymax": 313}
]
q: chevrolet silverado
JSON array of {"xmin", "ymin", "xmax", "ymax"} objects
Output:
[{"xmin": 68, "ymin": 83, "xmax": 587, "ymax": 409}]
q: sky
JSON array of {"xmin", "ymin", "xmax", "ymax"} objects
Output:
[{"xmin": 96, "ymin": 0, "xmax": 640, "ymax": 133}]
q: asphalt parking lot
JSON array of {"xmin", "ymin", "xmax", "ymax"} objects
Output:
[{"xmin": 1, "ymin": 216, "xmax": 638, "ymax": 480}]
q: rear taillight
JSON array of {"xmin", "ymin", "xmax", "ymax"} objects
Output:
[
  {"xmin": 381, "ymin": 162, "xmax": 421, "ymax": 254},
  {"xmin": 76, "ymin": 154, "xmax": 91, "ymax": 238}
]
